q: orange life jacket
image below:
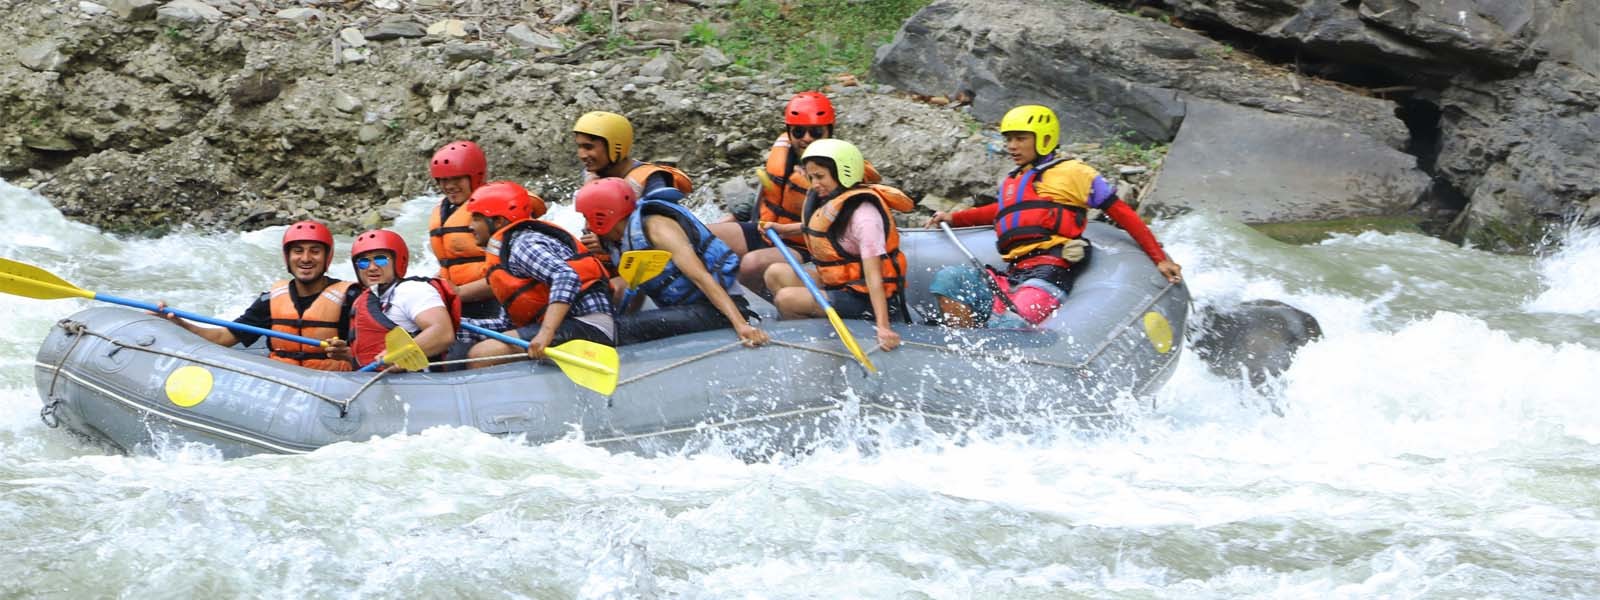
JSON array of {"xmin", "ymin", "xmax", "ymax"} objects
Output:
[
  {"xmin": 484, "ymin": 219, "xmax": 611, "ymax": 327},
  {"xmin": 802, "ymin": 184, "xmax": 916, "ymax": 296},
  {"xmin": 626, "ymin": 162, "xmax": 693, "ymax": 196},
  {"xmin": 759, "ymin": 134, "xmax": 883, "ymax": 249},
  {"xmin": 427, "ymin": 199, "xmax": 487, "ymax": 286},
  {"xmin": 267, "ymin": 279, "xmax": 354, "ymax": 371}
]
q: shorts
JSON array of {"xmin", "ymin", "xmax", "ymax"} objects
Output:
[
  {"xmin": 827, "ymin": 288, "xmax": 906, "ymax": 323},
  {"xmin": 929, "ymin": 244, "xmax": 1090, "ymax": 326}
]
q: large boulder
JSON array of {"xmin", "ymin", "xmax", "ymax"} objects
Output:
[
  {"xmin": 1144, "ymin": 99, "xmax": 1429, "ymax": 223},
  {"xmin": 872, "ymin": 0, "xmax": 1405, "ymax": 148},
  {"xmin": 1436, "ymin": 62, "xmax": 1600, "ymax": 249},
  {"xmin": 1167, "ymin": 0, "xmax": 1556, "ymax": 76}
]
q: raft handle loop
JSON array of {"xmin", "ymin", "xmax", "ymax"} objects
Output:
[
  {"xmin": 46, "ymin": 319, "xmax": 90, "ymax": 413},
  {"xmin": 39, "ymin": 399, "xmax": 61, "ymax": 429}
]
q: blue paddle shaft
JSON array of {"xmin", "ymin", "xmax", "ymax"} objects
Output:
[
  {"xmin": 357, "ymin": 360, "xmax": 383, "ymax": 372},
  {"xmin": 461, "ymin": 323, "xmax": 530, "ymax": 349},
  {"xmin": 99, "ymin": 293, "xmax": 324, "ymax": 347},
  {"xmin": 764, "ymin": 228, "xmax": 834, "ymax": 312}
]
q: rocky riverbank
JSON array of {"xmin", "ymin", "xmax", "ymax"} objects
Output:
[{"xmin": 3, "ymin": 0, "xmax": 1595, "ymax": 251}]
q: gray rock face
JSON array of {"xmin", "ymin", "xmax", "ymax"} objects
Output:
[
  {"xmin": 1437, "ymin": 63, "xmax": 1600, "ymax": 249},
  {"xmin": 1144, "ymin": 99, "xmax": 1430, "ymax": 223},
  {"xmin": 638, "ymin": 52, "xmax": 681, "ymax": 80},
  {"xmin": 504, "ymin": 23, "xmax": 563, "ymax": 51},
  {"xmin": 872, "ymin": 0, "xmax": 1405, "ymax": 148},
  {"xmin": 1169, "ymin": 0, "xmax": 1553, "ymax": 74}
]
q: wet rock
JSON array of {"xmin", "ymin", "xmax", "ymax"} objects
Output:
[
  {"xmin": 365, "ymin": 18, "xmax": 426, "ymax": 41},
  {"xmin": 156, "ymin": 0, "xmax": 225, "ymax": 25},
  {"xmin": 639, "ymin": 52, "xmax": 681, "ymax": 80},
  {"xmin": 872, "ymin": 0, "xmax": 1404, "ymax": 148},
  {"xmin": 18, "ymin": 41, "xmax": 67, "ymax": 72},
  {"xmin": 108, "ymin": 0, "xmax": 158, "ymax": 20},
  {"xmin": 504, "ymin": 23, "xmax": 563, "ymax": 51},
  {"xmin": 1143, "ymin": 99, "xmax": 1429, "ymax": 224},
  {"xmin": 1191, "ymin": 299, "xmax": 1323, "ymax": 398},
  {"xmin": 1437, "ymin": 63, "xmax": 1600, "ymax": 250}
]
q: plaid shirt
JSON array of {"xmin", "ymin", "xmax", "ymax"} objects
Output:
[{"xmin": 505, "ymin": 229, "xmax": 612, "ymax": 317}]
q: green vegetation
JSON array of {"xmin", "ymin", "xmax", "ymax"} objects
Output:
[
  {"xmin": 162, "ymin": 26, "xmax": 187, "ymax": 41},
  {"xmin": 1103, "ymin": 133, "xmax": 1167, "ymax": 165},
  {"xmin": 576, "ymin": 11, "xmax": 608, "ymax": 36},
  {"xmin": 683, "ymin": 0, "xmax": 932, "ymax": 90}
]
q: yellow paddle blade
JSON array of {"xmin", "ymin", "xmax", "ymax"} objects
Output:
[
  {"xmin": 382, "ymin": 327, "xmax": 430, "ymax": 372},
  {"xmin": 754, "ymin": 166, "xmax": 779, "ymax": 192},
  {"xmin": 617, "ymin": 250, "xmax": 671, "ymax": 289},
  {"xmin": 824, "ymin": 308, "xmax": 877, "ymax": 375},
  {"xmin": 0, "ymin": 257, "xmax": 93, "ymax": 301},
  {"xmin": 545, "ymin": 339, "xmax": 619, "ymax": 396}
]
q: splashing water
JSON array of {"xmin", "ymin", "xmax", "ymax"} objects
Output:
[{"xmin": 3, "ymin": 180, "xmax": 1599, "ymax": 597}]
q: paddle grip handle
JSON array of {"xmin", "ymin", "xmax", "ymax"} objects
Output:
[
  {"xmin": 102, "ymin": 293, "xmax": 326, "ymax": 347},
  {"xmin": 461, "ymin": 323, "xmax": 530, "ymax": 349},
  {"xmin": 765, "ymin": 228, "xmax": 834, "ymax": 312}
]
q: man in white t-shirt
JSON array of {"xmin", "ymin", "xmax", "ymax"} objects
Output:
[{"xmin": 345, "ymin": 229, "xmax": 456, "ymax": 370}]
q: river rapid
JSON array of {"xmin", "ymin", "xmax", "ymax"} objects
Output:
[{"xmin": 2, "ymin": 179, "xmax": 1598, "ymax": 598}]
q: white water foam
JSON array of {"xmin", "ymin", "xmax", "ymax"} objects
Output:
[{"xmin": 1525, "ymin": 225, "xmax": 1600, "ymax": 316}]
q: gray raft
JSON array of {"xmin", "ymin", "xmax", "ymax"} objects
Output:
[{"xmin": 34, "ymin": 223, "xmax": 1189, "ymax": 458}]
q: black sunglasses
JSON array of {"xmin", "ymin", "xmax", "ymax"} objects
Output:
[{"xmin": 789, "ymin": 125, "xmax": 828, "ymax": 140}]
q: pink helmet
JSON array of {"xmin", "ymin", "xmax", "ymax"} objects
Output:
[
  {"xmin": 574, "ymin": 177, "xmax": 638, "ymax": 235},
  {"xmin": 350, "ymin": 229, "xmax": 410, "ymax": 279},
  {"xmin": 429, "ymin": 141, "xmax": 487, "ymax": 190}
]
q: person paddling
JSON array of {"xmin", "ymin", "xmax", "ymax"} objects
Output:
[
  {"xmin": 463, "ymin": 182, "xmax": 617, "ymax": 367},
  {"xmin": 713, "ymin": 92, "xmax": 882, "ymax": 299},
  {"xmin": 347, "ymin": 230, "xmax": 459, "ymax": 370},
  {"xmin": 925, "ymin": 105, "xmax": 1182, "ymax": 328},
  {"xmin": 575, "ymin": 177, "xmax": 769, "ymax": 347},
  {"xmin": 763, "ymin": 139, "xmax": 913, "ymax": 351},
  {"xmin": 155, "ymin": 220, "xmax": 359, "ymax": 371}
]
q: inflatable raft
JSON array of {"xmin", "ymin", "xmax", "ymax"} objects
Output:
[{"xmin": 34, "ymin": 223, "xmax": 1189, "ymax": 458}]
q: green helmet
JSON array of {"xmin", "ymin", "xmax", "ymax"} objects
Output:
[{"xmin": 800, "ymin": 138, "xmax": 865, "ymax": 188}]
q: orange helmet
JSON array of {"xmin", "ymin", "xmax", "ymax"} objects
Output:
[
  {"xmin": 466, "ymin": 181, "xmax": 545, "ymax": 223},
  {"xmin": 281, "ymin": 220, "xmax": 334, "ymax": 271},
  {"xmin": 430, "ymin": 141, "xmax": 487, "ymax": 189},
  {"xmin": 785, "ymin": 91, "xmax": 836, "ymax": 126},
  {"xmin": 574, "ymin": 177, "xmax": 638, "ymax": 235},
  {"xmin": 350, "ymin": 229, "xmax": 410, "ymax": 279}
]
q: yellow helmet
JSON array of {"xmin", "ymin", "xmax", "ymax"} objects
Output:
[
  {"xmin": 573, "ymin": 111, "xmax": 634, "ymax": 162},
  {"xmin": 800, "ymin": 138, "xmax": 865, "ymax": 188},
  {"xmin": 999, "ymin": 105, "xmax": 1059, "ymax": 156}
]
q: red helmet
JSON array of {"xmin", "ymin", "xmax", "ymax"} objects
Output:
[
  {"xmin": 350, "ymin": 229, "xmax": 410, "ymax": 279},
  {"xmin": 785, "ymin": 91, "xmax": 836, "ymax": 126},
  {"xmin": 430, "ymin": 141, "xmax": 487, "ymax": 190},
  {"xmin": 281, "ymin": 220, "xmax": 335, "ymax": 271},
  {"xmin": 574, "ymin": 177, "xmax": 638, "ymax": 235},
  {"xmin": 466, "ymin": 181, "xmax": 546, "ymax": 222}
]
